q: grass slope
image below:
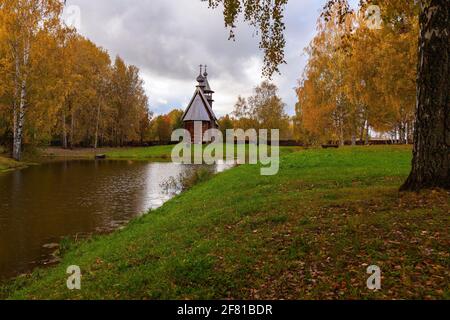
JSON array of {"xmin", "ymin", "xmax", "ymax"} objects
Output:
[
  {"xmin": 0, "ymin": 156, "xmax": 26, "ymax": 173},
  {"xmin": 1, "ymin": 146, "xmax": 449, "ymax": 299}
]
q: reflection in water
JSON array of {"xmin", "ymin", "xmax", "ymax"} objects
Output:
[{"xmin": 0, "ymin": 160, "xmax": 234, "ymax": 280}]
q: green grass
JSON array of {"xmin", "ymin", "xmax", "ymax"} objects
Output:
[
  {"xmin": 106, "ymin": 145, "xmax": 176, "ymax": 160},
  {"xmin": 105, "ymin": 144, "xmax": 300, "ymax": 160},
  {"xmin": 1, "ymin": 145, "xmax": 449, "ymax": 300},
  {"xmin": 0, "ymin": 156, "xmax": 27, "ymax": 173}
]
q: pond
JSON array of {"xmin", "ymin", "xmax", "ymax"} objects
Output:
[{"xmin": 0, "ymin": 160, "xmax": 234, "ymax": 280}]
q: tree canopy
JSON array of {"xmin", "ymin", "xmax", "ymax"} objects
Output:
[{"xmin": 0, "ymin": 0, "xmax": 151, "ymax": 156}]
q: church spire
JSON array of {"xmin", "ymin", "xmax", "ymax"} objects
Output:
[
  {"xmin": 197, "ymin": 65, "xmax": 205, "ymax": 85},
  {"xmin": 201, "ymin": 64, "xmax": 214, "ymax": 108}
]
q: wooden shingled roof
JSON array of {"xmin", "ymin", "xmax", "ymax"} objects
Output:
[{"xmin": 182, "ymin": 87, "xmax": 218, "ymax": 123}]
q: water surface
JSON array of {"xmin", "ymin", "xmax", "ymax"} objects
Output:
[{"xmin": 0, "ymin": 160, "xmax": 232, "ymax": 279}]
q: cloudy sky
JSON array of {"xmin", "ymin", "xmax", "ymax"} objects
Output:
[{"xmin": 65, "ymin": 0, "xmax": 358, "ymax": 117}]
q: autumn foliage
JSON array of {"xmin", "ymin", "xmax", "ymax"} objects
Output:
[
  {"xmin": 0, "ymin": 0, "xmax": 150, "ymax": 159},
  {"xmin": 296, "ymin": 2, "xmax": 418, "ymax": 145}
]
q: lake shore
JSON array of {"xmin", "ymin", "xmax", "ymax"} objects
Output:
[
  {"xmin": 0, "ymin": 156, "xmax": 29, "ymax": 173},
  {"xmin": 0, "ymin": 146, "xmax": 188, "ymax": 173},
  {"xmin": 42, "ymin": 145, "xmax": 300, "ymax": 160},
  {"xmin": 1, "ymin": 145, "xmax": 448, "ymax": 300},
  {"xmin": 41, "ymin": 146, "xmax": 175, "ymax": 160}
]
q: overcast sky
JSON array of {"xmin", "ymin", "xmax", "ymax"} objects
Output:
[{"xmin": 65, "ymin": 0, "xmax": 358, "ymax": 117}]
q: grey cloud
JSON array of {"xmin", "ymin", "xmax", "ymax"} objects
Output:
[{"xmin": 68, "ymin": 0, "xmax": 327, "ymax": 116}]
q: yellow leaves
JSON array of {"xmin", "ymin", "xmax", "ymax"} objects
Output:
[
  {"xmin": 0, "ymin": 1, "xmax": 150, "ymax": 148},
  {"xmin": 296, "ymin": 1, "xmax": 419, "ymax": 143}
]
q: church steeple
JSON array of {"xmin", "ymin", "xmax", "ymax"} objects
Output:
[
  {"xmin": 202, "ymin": 65, "xmax": 214, "ymax": 108},
  {"xmin": 196, "ymin": 65, "xmax": 206, "ymax": 89},
  {"xmin": 182, "ymin": 65, "xmax": 219, "ymax": 143}
]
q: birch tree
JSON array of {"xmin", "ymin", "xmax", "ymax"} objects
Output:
[
  {"xmin": 206, "ymin": 0, "xmax": 449, "ymax": 191},
  {"xmin": 0, "ymin": 0, "xmax": 63, "ymax": 160}
]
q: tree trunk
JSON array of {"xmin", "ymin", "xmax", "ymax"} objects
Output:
[
  {"xmin": 13, "ymin": 78, "xmax": 27, "ymax": 161},
  {"xmin": 12, "ymin": 103, "xmax": 17, "ymax": 155},
  {"xmin": 12, "ymin": 91, "xmax": 18, "ymax": 158},
  {"xmin": 365, "ymin": 121, "xmax": 370, "ymax": 146},
  {"xmin": 12, "ymin": 44, "xmax": 19, "ymax": 158},
  {"xmin": 12, "ymin": 43, "xmax": 29, "ymax": 161},
  {"xmin": 70, "ymin": 109, "xmax": 75, "ymax": 150},
  {"xmin": 401, "ymin": 0, "xmax": 449, "ymax": 191},
  {"xmin": 62, "ymin": 108, "xmax": 68, "ymax": 149},
  {"xmin": 398, "ymin": 123, "xmax": 405, "ymax": 145},
  {"xmin": 404, "ymin": 123, "xmax": 409, "ymax": 144},
  {"xmin": 360, "ymin": 120, "xmax": 366, "ymax": 145},
  {"xmin": 94, "ymin": 104, "xmax": 101, "ymax": 149},
  {"xmin": 351, "ymin": 120, "xmax": 357, "ymax": 146},
  {"xmin": 407, "ymin": 120, "xmax": 413, "ymax": 144}
]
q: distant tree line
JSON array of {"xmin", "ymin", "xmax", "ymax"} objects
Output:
[
  {"xmin": 149, "ymin": 81, "xmax": 296, "ymax": 144},
  {"xmin": 148, "ymin": 109, "xmax": 184, "ymax": 144},
  {"xmin": 218, "ymin": 81, "xmax": 295, "ymax": 140}
]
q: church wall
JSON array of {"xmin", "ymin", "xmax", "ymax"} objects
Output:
[{"xmin": 184, "ymin": 121, "xmax": 214, "ymax": 144}]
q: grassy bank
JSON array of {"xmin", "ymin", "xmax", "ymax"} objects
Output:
[
  {"xmin": 0, "ymin": 156, "xmax": 27, "ymax": 173},
  {"xmin": 1, "ymin": 146, "xmax": 449, "ymax": 299},
  {"xmin": 42, "ymin": 145, "xmax": 300, "ymax": 161},
  {"xmin": 106, "ymin": 145, "xmax": 177, "ymax": 160}
]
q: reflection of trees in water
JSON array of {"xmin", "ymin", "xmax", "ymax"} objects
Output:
[{"xmin": 160, "ymin": 165, "xmax": 215, "ymax": 195}]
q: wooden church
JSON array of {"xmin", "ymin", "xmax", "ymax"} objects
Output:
[{"xmin": 182, "ymin": 65, "xmax": 218, "ymax": 143}]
